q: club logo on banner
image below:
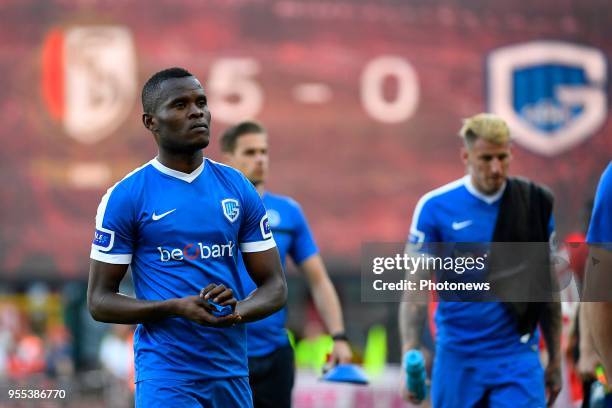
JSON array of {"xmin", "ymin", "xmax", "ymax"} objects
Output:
[
  {"xmin": 41, "ymin": 26, "xmax": 137, "ymax": 144},
  {"xmin": 487, "ymin": 41, "xmax": 607, "ymax": 156}
]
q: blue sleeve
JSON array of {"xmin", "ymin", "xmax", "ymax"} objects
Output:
[
  {"xmin": 288, "ymin": 201, "xmax": 319, "ymax": 264},
  {"xmin": 238, "ymin": 176, "xmax": 276, "ymax": 253},
  {"xmin": 408, "ymin": 197, "xmax": 441, "ymax": 245},
  {"xmin": 90, "ymin": 184, "xmax": 135, "ymax": 264},
  {"xmin": 587, "ymin": 163, "xmax": 612, "ymax": 244},
  {"xmin": 548, "ymin": 214, "xmax": 555, "ymax": 239}
]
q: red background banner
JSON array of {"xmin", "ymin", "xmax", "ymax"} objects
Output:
[{"xmin": 1, "ymin": 0, "xmax": 610, "ymax": 278}]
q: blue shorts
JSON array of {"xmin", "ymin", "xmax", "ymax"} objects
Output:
[
  {"xmin": 431, "ymin": 349, "xmax": 545, "ymax": 408},
  {"xmin": 135, "ymin": 377, "xmax": 253, "ymax": 408}
]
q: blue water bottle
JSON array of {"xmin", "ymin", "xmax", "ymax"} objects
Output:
[{"xmin": 404, "ymin": 349, "xmax": 427, "ymax": 402}]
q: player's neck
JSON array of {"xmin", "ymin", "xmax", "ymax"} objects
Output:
[
  {"xmin": 467, "ymin": 174, "xmax": 505, "ymax": 197},
  {"xmin": 157, "ymin": 151, "xmax": 204, "ymax": 174}
]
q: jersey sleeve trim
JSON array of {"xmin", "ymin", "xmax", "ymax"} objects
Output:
[
  {"xmin": 408, "ymin": 177, "xmax": 466, "ymax": 244},
  {"xmin": 92, "ymin": 226, "xmax": 115, "ymax": 251},
  {"xmin": 240, "ymin": 239, "xmax": 276, "ymax": 253},
  {"xmin": 90, "ymin": 249, "xmax": 132, "ymax": 264},
  {"xmin": 295, "ymin": 251, "xmax": 319, "ymax": 266}
]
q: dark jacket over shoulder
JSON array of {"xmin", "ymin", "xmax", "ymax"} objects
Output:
[{"xmin": 490, "ymin": 177, "xmax": 556, "ymax": 337}]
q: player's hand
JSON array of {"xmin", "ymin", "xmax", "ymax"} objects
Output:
[
  {"xmin": 399, "ymin": 348, "xmax": 430, "ymax": 405},
  {"xmin": 544, "ymin": 360, "xmax": 562, "ymax": 407},
  {"xmin": 200, "ymin": 283, "xmax": 238, "ymax": 308},
  {"xmin": 399, "ymin": 369, "xmax": 427, "ymax": 405},
  {"xmin": 577, "ymin": 349, "xmax": 600, "ymax": 381},
  {"xmin": 329, "ymin": 340, "xmax": 353, "ymax": 366},
  {"xmin": 173, "ymin": 285, "xmax": 241, "ymax": 327}
]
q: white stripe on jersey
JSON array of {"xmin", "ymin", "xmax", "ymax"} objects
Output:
[
  {"xmin": 207, "ymin": 158, "xmax": 234, "ymax": 169},
  {"xmin": 464, "ymin": 176, "xmax": 506, "ymax": 204},
  {"xmin": 150, "ymin": 157, "xmax": 205, "ymax": 183},
  {"xmin": 91, "ymin": 160, "xmax": 152, "ymax": 260},
  {"xmin": 240, "ymin": 239, "xmax": 277, "ymax": 253},
  {"xmin": 95, "ymin": 159, "xmax": 153, "ymax": 230},
  {"xmin": 90, "ymin": 250, "xmax": 132, "ymax": 264},
  {"xmin": 409, "ymin": 176, "xmax": 467, "ymax": 243}
]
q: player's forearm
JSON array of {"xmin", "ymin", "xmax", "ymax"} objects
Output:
[
  {"xmin": 579, "ymin": 304, "xmax": 597, "ymax": 357},
  {"xmin": 585, "ymin": 302, "xmax": 612, "ymax": 375},
  {"xmin": 540, "ymin": 301, "xmax": 562, "ymax": 364},
  {"xmin": 399, "ymin": 264, "xmax": 429, "ymax": 352},
  {"xmin": 310, "ymin": 276, "xmax": 345, "ymax": 335},
  {"xmin": 399, "ymin": 301, "xmax": 428, "ymax": 352},
  {"xmin": 235, "ymin": 274, "xmax": 287, "ymax": 323},
  {"xmin": 583, "ymin": 247, "xmax": 612, "ymax": 374},
  {"xmin": 88, "ymin": 291, "xmax": 177, "ymax": 324}
]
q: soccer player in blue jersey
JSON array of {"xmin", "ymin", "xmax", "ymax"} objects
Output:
[
  {"xmin": 583, "ymin": 162, "xmax": 612, "ymax": 377},
  {"xmin": 399, "ymin": 113, "xmax": 562, "ymax": 407},
  {"xmin": 221, "ymin": 121, "xmax": 352, "ymax": 408},
  {"xmin": 87, "ymin": 68, "xmax": 287, "ymax": 408}
]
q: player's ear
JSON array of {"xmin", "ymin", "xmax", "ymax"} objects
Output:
[
  {"xmin": 460, "ymin": 146, "xmax": 469, "ymax": 165},
  {"xmin": 142, "ymin": 113, "xmax": 158, "ymax": 132}
]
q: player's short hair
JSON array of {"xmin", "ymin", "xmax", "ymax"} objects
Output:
[
  {"xmin": 220, "ymin": 121, "xmax": 267, "ymax": 153},
  {"xmin": 142, "ymin": 67, "xmax": 194, "ymax": 114},
  {"xmin": 459, "ymin": 113, "xmax": 511, "ymax": 148}
]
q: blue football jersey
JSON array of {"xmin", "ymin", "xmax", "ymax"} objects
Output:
[
  {"xmin": 90, "ymin": 158, "xmax": 276, "ymax": 382},
  {"xmin": 408, "ymin": 176, "xmax": 554, "ymax": 357},
  {"xmin": 238, "ymin": 192, "xmax": 318, "ymax": 357},
  {"xmin": 587, "ymin": 162, "xmax": 612, "ymax": 247}
]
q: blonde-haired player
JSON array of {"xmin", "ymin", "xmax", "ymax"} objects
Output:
[{"xmin": 399, "ymin": 113, "xmax": 562, "ymax": 407}]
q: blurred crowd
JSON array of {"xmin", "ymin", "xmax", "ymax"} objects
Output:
[
  {"xmin": 0, "ymin": 282, "xmax": 134, "ymax": 406},
  {"xmin": 0, "ymin": 279, "xmax": 371, "ymax": 407}
]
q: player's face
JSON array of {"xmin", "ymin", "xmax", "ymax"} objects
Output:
[
  {"xmin": 148, "ymin": 76, "xmax": 211, "ymax": 153},
  {"xmin": 462, "ymin": 138, "xmax": 512, "ymax": 194},
  {"xmin": 226, "ymin": 133, "xmax": 269, "ymax": 186}
]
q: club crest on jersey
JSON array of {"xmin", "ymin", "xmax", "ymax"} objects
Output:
[
  {"xmin": 487, "ymin": 41, "xmax": 607, "ymax": 156},
  {"xmin": 221, "ymin": 199, "xmax": 240, "ymax": 223}
]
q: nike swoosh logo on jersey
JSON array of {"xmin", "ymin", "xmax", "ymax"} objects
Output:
[
  {"xmin": 152, "ymin": 209, "xmax": 176, "ymax": 221},
  {"xmin": 451, "ymin": 220, "xmax": 473, "ymax": 230}
]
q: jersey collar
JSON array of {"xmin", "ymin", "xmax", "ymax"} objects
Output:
[
  {"xmin": 463, "ymin": 175, "xmax": 506, "ymax": 205},
  {"xmin": 150, "ymin": 157, "xmax": 206, "ymax": 183}
]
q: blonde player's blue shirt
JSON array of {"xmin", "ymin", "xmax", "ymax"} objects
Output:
[
  {"xmin": 409, "ymin": 176, "xmax": 554, "ymax": 357},
  {"xmin": 238, "ymin": 192, "xmax": 318, "ymax": 357},
  {"xmin": 587, "ymin": 162, "xmax": 612, "ymax": 247},
  {"xmin": 90, "ymin": 158, "xmax": 275, "ymax": 382}
]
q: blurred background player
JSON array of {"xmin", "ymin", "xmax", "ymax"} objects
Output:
[
  {"xmin": 87, "ymin": 68, "xmax": 287, "ymax": 407},
  {"xmin": 561, "ymin": 199, "xmax": 598, "ymax": 407},
  {"xmin": 399, "ymin": 113, "xmax": 562, "ymax": 407},
  {"xmin": 583, "ymin": 161, "xmax": 612, "ymax": 405},
  {"xmin": 221, "ymin": 121, "xmax": 352, "ymax": 408}
]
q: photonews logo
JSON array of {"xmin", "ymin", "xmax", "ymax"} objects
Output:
[{"xmin": 157, "ymin": 241, "xmax": 235, "ymax": 262}]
